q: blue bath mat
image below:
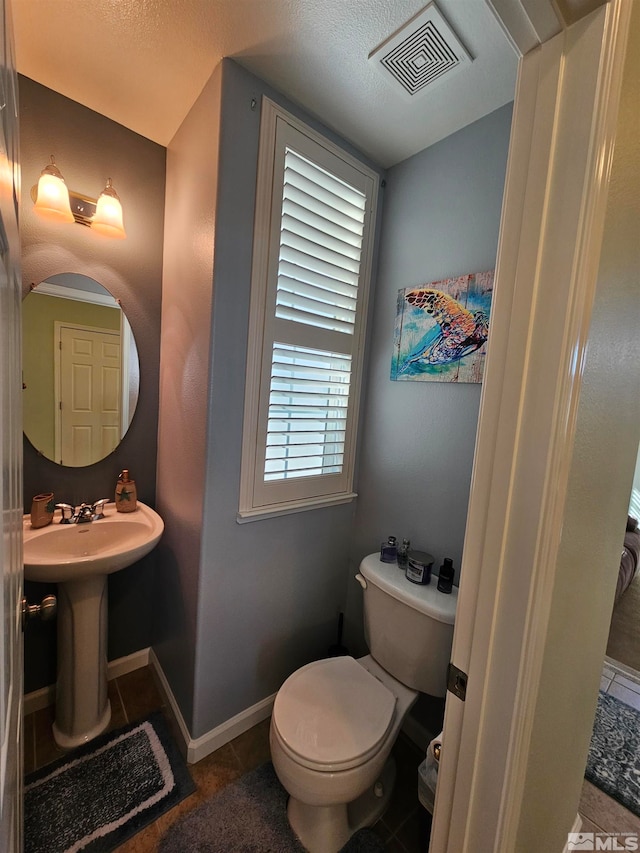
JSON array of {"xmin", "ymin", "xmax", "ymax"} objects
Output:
[
  {"xmin": 24, "ymin": 711, "xmax": 195, "ymax": 853},
  {"xmin": 159, "ymin": 761, "xmax": 386, "ymax": 852}
]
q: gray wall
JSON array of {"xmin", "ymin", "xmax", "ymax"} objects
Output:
[
  {"xmin": 345, "ymin": 103, "xmax": 513, "ymax": 658},
  {"xmin": 156, "ymin": 59, "xmax": 384, "ymax": 738},
  {"xmin": 20, "ymin": 76, "xmax": 166, "ymax": 691},
  {"xmin": 154, "ymin": 65, "xmax": 222, "ymax": 728}
]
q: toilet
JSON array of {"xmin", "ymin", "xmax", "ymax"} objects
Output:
[{"xmin": 270, "ymin": 552, "xmax": 458, "ymax": 852}]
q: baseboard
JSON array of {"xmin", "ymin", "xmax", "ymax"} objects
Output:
[
  {"xmin": 107, "ymin": 647, "xmax": 150, "ymax": 679},
  {"xmin": 23, "ymin": 684, "xmax": 56, "ymax": 716},
  {"xmin": 149, "ymin": 648, "xmax": 276, "ymax": 765},
  {"xmin": 23, "ymin": 647, "xmax": 151, "ymax": 716},
  {"xmin": 562, "ymin": 814, "xmax": 583, "ymax": 853},
  {"xmin": 186, "ymin": 692, "xmax": 275, "ymax": 765},
  {"xmin": 147, "ymin": 648, "xmax": 193, "ymax": 759}
]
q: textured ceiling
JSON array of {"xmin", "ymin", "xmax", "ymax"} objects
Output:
[{"xmin": 13, "ymin": 0, "xmax": 518, "ymax": 167}]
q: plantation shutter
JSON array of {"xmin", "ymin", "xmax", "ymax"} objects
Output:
[
  {"xmin": 240, "ymin": 100, "xmax": 378, "ymax": 519},
  {"xmin": 275, "ymin": 148, "xmax": 364, "ymax": 335},
  {"xmin": 264, "ymin": 343, "xmax": 352, "ymax": 481}
]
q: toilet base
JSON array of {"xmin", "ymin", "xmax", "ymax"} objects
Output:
[{"xmin": 287, "ymin": 756, "xmax": 396, "ymax": 853}]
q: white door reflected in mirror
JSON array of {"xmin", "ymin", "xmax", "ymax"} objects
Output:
[{"xmin": 23, "ymin": 273, "xmax": 139, "ymax": 467}]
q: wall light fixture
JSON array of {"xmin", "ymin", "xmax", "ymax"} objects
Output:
[{"xmin": 32, "ymin": 156, "xmax": 127, "ymax": 239}]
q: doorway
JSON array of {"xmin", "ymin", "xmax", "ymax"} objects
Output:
[{"xmin": 55, "ymin": 322, "xmax": 122, "ymax": 466}]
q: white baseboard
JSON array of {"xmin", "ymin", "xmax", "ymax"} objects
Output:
[
  {"xmin": 23, "ymin": 647, "xmax": 151, "ymax": 716},
  {"xmin": 107, "ymin": 647, "xmax": 150, "ymax": 679},
  {"xmin": 26, "ymin": 643, "xmax": 435, "ymax": 773},
  {"xmin": 186, "ymin": 693, "xmax": 275, "ymax": 765},
  {"xmin": 149, "ymin": 648, "xmax": 275, "ymax": 764},
  {"xmin": 562, "ymin": 814, "xmax": 583, "ymax": 853},
  {"xmin": 147, "ymin": 648, "xmax": 193, "ymax": 758},
  {"xmin": 23, "ymin": 684, "xmax": 56, "ymax": 716},
  {"xmin": 147, "ymin": 648, "xmax": 431, "ymax": 765}
]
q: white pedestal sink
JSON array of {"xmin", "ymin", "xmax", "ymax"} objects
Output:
[{"xmin": 23, "ymin": 501, "xmax": 164, "ymax": 749}]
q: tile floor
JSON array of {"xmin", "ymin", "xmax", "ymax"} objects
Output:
[
  {"xmin": 599, "ymin": 657, "xmax": 640, "ymax": 711},
  {"xmin": 578, "ymin": 657, "xmax": 640, "ymax": 840},
  {"xmin": 24, "ymin": 666, "xmax": 429, "ymax": 852}
]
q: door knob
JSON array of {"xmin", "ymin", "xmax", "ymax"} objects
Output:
[{"xmin": 21, "ymin": 594, "xmax": 57, "ymax": 630}]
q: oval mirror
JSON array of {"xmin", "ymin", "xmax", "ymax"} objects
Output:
[{"xmin": 23, "ymin": 273, "xmax": 139, "ymax": 467}]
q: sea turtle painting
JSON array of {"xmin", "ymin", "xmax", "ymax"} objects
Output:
[{"xmin": 391, "ymin": 270, "xmax": 494, "ymax": 383}]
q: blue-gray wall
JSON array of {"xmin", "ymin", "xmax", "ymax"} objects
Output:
[
  {"xmin": 345, "ymin": 103, "xmax": 513, "ymax": 657},
  {"xmin": 20, "ymin": 76, "xmax": 166, "ymax": 692},
  {"xmin": 156, "ymin": 59, "xmax": 384, "ymax": 738},
  {"xmin": 21, "ymin": 63, "xmax": 511, "ymax": 739}
]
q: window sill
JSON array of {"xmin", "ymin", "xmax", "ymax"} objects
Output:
[{"xmin": 237, "ymin": 491, "xmax": 357, "ymax": 523}]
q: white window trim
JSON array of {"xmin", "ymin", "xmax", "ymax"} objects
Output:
[{"xmin": 238, "ymin": 97, "xmax": 378, "ymax": 521}]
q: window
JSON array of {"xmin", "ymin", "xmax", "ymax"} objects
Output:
[{"xmin": 239, "ymin": 99, "xmax": 378, "ymax": 520}]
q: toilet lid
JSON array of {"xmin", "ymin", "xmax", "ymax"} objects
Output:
[{"xmin": 273, "ymin": 656, "xmax": 397, "ymax": 772}]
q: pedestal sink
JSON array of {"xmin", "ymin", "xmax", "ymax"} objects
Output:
[{"xmin": 23, "ymin": 501, "xmax": 164, "ymax": 749}]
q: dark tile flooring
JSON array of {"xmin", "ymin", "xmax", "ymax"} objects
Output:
[{"xmin": 24, "ymin": 666, "xmax": 429, "ymax": 852}]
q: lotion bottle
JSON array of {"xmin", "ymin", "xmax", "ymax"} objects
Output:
[{"xmin": 115, "ymin": 469, "xmax": 137, "ymax": 513}]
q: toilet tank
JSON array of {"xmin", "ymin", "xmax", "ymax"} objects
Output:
[{"xmin": 359, "ymin": 553, "xmax": 457, "ymax": 697}]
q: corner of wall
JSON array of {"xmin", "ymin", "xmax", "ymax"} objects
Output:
[{"xmin": 154, "ymin": 63, "xmax": 224, "ymax": 731}]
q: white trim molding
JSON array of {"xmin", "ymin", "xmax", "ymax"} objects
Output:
[
  {"xmin": 430, "ymin": 2, "xmax": 633, "ymax": 852},
  {"xmin": 237, "ymin": 491, "xmax": 357, "ymax": 523},
  {"xmin": 238, "ymin": 97, "xmax": 378, "ymax": 521},
  {"xmin": 34, "ymin": 281, "xmax": 118, "ymax": 308},
  {"xmin": 149, "ymin": 649, "xmax": 275, "ymax": 765},
  {"xmin": 563, "ymin": 815, "xmax": 584, "ymax": 853},
  {"xmin": 24, "ymin": 647, "xmax": 150, "ymax": 716},
  {"xmin": 24, "ymin": 646, "xmax": 276, "ymax": 767}
]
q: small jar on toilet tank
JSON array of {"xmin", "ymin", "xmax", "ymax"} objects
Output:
[{"xmin": 405, "ymin": 551, "xmax": 434, "ymax": 585}]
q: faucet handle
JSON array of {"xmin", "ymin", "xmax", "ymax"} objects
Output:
[
  {"xmin": 92, "ymin": 499, "xmax": 109, "ymax": 519},
  {"xmin": 55, "ymin": 503, "xmax": 75, "ymax": 524}
]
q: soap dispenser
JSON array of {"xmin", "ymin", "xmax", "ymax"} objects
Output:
[{"xmin": 115, "ymin": 469, "xmax": 137, "ymax": 513}]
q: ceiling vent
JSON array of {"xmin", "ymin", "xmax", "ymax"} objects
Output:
[{"xmin": 369, "ymin": 2, "xmax": 472, "ymax": 99}]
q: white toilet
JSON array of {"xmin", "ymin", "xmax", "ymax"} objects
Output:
[{"xmin": 270, "ymin": 552, "xmax": 458, "ymax": 852}]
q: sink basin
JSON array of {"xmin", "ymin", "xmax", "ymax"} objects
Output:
[
  {"xmin": 22, "ymin": 501, "xmax": 164, "ymax": 750},
  {"xmin": 23, "ymin": 501, "xmax": 164, "ymax": 582}
]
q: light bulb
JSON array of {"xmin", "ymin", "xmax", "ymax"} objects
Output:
[
  {"xmin": 33, "ymin": 156, "xmax": 74, "ymax": 223},
  {"xmin": 92, "ymin": 178, "xmax": 126, "ymax": 239}
]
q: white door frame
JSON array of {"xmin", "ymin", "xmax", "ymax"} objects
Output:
[
  {"xmin": 431, "ymin": 1, "xmax": 632, "ymax": 851},
  {"xmin": 0, "ymin": 0, "xmax": 23, "ymax": 847}
]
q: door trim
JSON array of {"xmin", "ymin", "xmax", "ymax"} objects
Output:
[{"xmin": 430, "ymin": 1, "xmax": 632, "ymax": 850}]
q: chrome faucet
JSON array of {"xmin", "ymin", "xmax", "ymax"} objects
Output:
[
  {"xmin": 75, "ymin": 503, "xmax": 95, "ymax": 523},
  {"xmin": 55, "ymin": 503, "xmax": 75, "ymax": 524},
  {"xmin": 55, "ymin": 499, "xmax": 110, "ymax": 524},
  {"xmin": 92, "ymin": 499, "xmax": 108, "ymax": 519}
]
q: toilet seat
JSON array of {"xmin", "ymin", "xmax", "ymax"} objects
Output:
[{"xmin": 272, "ymin": 656, "xmax": 397, "ymax": 772}]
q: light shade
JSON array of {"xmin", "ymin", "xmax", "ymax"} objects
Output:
[
  {"xmin": 92, "ymin": 178, "xmax": 126, "ymax": 239},
  {"xmin": 34, "ymin": 156, "xmax": 74, "ymax": 223}
]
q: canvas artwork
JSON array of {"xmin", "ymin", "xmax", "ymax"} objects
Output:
[{"xmin": 391, "ymin": 269, "xmax": 495, "ymax": 383}]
